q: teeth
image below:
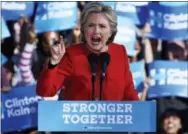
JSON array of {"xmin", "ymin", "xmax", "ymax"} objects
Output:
[
  {"xmin": 92, "ymin": 36, "xmax": 101, "ymax": 42},
  {"xmin": 168, "ymin": 123, "xmax": 174, "ymax": 128}
]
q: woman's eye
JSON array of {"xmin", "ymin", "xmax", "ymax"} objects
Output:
[
  {"xmin": 100, "ymin": 25, "xmax": 106, "ymax": 28},
  {"xmin": 88, "ymin": 24, "xmax": 94, "ymax": 27}
]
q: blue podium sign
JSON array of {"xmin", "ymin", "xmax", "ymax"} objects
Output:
[
  {"xmin": 34, "ymin": 2, "xmax": 78, "ymax": 33},
  {"xmin": 148, "ymin": 60, "xmax": 188, "ymax": 98},
  {"xmin": 148, "ymin": 2, "xmax": 188, "ymax": 41},
  {"xmin": 1, "ymin": 85, "xmax": 43, "ymax": 132},
  {"xmin": 38, "ymin": 101, "xmax": 156, "ymax": 132}
]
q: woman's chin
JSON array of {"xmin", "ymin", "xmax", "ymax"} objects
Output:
[{"xmin": 88, "ymin": 46, "xmax": 101, "ymax": 53}]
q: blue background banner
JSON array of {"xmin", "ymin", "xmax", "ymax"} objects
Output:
[
  {"xmin": 114, "ymin": 16, "xmax": 137, "ymax": 57},
  {"xmin": 34, "ymin": 2, "xmax": 78, "ymax": 33},
  {"xmin": 38, "ymin": 101, "xmax": 156, "ymax": 132},
  {"xmin": 148, "ymin": 60, "xmax": 188, "ymax": 98},
  {"xmin": 2, "ymin": 2, "xmax": 35, "ymax": 21},
  {"xmin": 148, "ymin": 2, "xmax": 188, "ymax": 41},
  {"xmin": 130, "ymin": 60, "xmax": 145, "ymax": 92},
  {"xmin": 1, "ymin": 18, "xmax": 11, "ymax": 39},
  {"xmin": 1, "ymin": 85, "xmax": 42, "ymax": 132},
  {"xmin": 115, "ymin": 2, "xmax": 149, "ymax": 25}
]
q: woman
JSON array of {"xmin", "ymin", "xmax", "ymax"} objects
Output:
[
  {"xmin": 36, "ymin": 2, "xmax": 139, "ymax": 101},
  {"xmin": 160, "ymin": 108, "xmax": 187, "ymax": 134}
]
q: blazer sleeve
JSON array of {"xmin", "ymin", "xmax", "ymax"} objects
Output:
[
  {"xmin": 121, "ymin": 45, "xmax": 139, "ymax": 101},
  {"xmin": 36, "ymin": 52, "xmax": 73, "ymax": 97}
]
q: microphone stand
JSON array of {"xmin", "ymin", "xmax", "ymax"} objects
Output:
[
  {"xmin": 99, "ymin": 72, "xmax": 105, "ymax": 100},
  {"xmin": 91, "ymin": 73, "xmax": 96, "ymax": 100}
]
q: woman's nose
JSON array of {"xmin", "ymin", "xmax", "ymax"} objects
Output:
[{"xmin": 94, "ymin": 26, "xmax": 100, "ymax": 33}]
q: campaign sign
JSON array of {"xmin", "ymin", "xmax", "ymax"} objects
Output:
[
  {"xmin": 115, "ymin": 2, "xmax": 149, "ymax": 25},
  {"xmin": 1, "ymin": 85, "xmax": 43, "ymax": 132},
  {"xmin": 2, "ymin": 2, "xmax": 34, "ymax": 21},
  {"xmin": 114, "ymin": 16, "xmax": 136, "ymax": 57},
  {"xmin": 1, "ymin": 18, "xmax": 10, "ymax": 39},
  {"xmin": 35, "ymin": 2, "xmax": 78, "ymax": 33},
  {"xmin": 148, "ymin": 60, "xmax": 188, "ymax": 98},
  {"xmin": 148, "ymin": 2, "xmax": 188, "ymax": 41},
  {"xmin": 38, "ymin": 101, "xmax": 156, "ymax": 132},
  {"xmin": 130, "ymin": 60, "xmax": 145, "ymax": 92}
]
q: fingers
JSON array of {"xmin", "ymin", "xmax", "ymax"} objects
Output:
[
  {"xmin": 50, "ymin": 36, "xmax": 66, "ymax": 65},
  {"xmin": 51, "ymin": 45, "xmax": 59, "ymax": 56},
  {"xmin": 54, "ymin": 36, "xmax": 65, "ymax": 55},
  {"xmin": 60, "ymin": 36, "xmax": 65, "ymax": 53}
]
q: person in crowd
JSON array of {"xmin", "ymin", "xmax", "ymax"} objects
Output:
[
  {"xmin": 160, "ymin": 108, "xmax": 187, "ymax": 134},
  {"xmin": 32, "ymin": 31, "xmax": 60, "ymax": 79},
  {"xmin": 11, "ymin": 16, "xmax": 38, "ymax": 86},
  {"xmin": 165, "ymin": 41, "xmax": 187, "ymax": 61},
  {"xmin": 36, "ymin": 2, "xmax": 139, "ymax": 101},
  {"xmin": 66, "ymin": 24, "xmax": 81, "ymax": 47}
]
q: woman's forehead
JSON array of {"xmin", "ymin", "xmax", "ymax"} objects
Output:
[{"xmin": 86, "ymin": 13, "xmax": 110, "ymax": 24}]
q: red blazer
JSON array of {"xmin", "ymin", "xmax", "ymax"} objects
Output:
[{"xmin": 36, "ymin": 43, "xmax": 139, "ymax": 101}]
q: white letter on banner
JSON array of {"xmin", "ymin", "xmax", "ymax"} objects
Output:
[
  {"xmin": 150, "ymin": 69, "xmax": 156, "ymax": 86},
  {"xmin": 71, "ymin": 103, "xmax": 79, "ymax": 112},
  {"xmin": 125, "ymin": 104, "xmax": 132, "ymax": 113},
  {"xmin": 107, "ymin": 104, "xmax": 115, "ymax": 113},
  {"xmin": 88, "ymin": 103, "xmax": 97, "ymax": 113},
  {"xmin": 97, "ymin": 104, "xmax": 106, "ymax": 112},
  {"xmin": 116, "ymin": 104, "xmax": 124, "ymax": 113},
  {"xmin": 62, "ymin": 114, "xmax": 71, "ymax": 124},
  {"xmin": 7, "ymin": 109, "xmax": 14, "ymax": 117},
  {"xmin": 90, "ymin": 115, "xmax": 98, "ymax": 124},
  {"xmin": 98, "ymin": 115, "xmax": 106, "ymax": 124},
  {"xmin": 2, "ymin": 2, "xmax": 26, "ymax": 10},
  {"xmin": 71, "ymin": 115, "xmax": 80, "ymax": 124},
  {"xmin": 14, "ymin": 107, "xmax": 25, "ymax": 116},
  {"xmin": 159, "ymin": 69, "xmax": 166, "ymax": 85},
  {"xmin": 107, "ymin": 115, "xmax": 116, "ymax": 124},
  {"xmin": 20, "ymin": 106, "xmax": 30, "ymax": 115},
  {"xmin": 124, "ymin": 115, "xmax": 133, "ymax": 124},
  {"xmin": 116, "ymin": 115, "xmax": 124, "ymax": 124},
  {"xmin": 80, "ymin": 115, "xmax": 89, "ymax": 124},
  {"xmin": 63, "ymin": 103, "xmax": 70, "ymax": 112},
  {"xmin": 5, "ymin": 100, "xmax": 13, "ymax": 108},
  {"xmin": 80, "ymin": 104, "xmax": 87, "ymax": 112}
]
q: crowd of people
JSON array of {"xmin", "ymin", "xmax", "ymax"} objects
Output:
[{"xmin": 1, "ymin": 1, "xmax": 188, "ymax": 134}]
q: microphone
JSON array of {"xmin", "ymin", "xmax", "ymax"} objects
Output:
[
  {"xmin": 99, "ymin": 52, "xmax": 110, "ymax": 100},
  {"xmin": 100, "ymin": 52, "xmax": 110, "ymax": 79},
  {"xmin": 88, "ymin": 53, "xmax": 98, "ymax": 100}
]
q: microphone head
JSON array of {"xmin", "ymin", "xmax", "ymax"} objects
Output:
[
  {"xmin": 88, "ymin": 53, "xmax": 98, "ymax": 64},
  {"xmin": 100, "ymin": 52, "xmax": 110, "ymax": 65},
  {"xmin": 88, "ymin": 53, "xmax": 98, "ymax": 73}
]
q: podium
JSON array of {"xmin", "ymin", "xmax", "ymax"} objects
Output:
[{"xmin": 38, "ymin": 101, "xmax": 156, "ymax": 132}]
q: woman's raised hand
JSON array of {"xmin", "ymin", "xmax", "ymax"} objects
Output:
[{"xmin": 50, "ymin": 36, "xmax": 66, "ymax": 65}]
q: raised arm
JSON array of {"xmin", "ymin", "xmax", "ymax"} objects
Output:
[{"xmin": 36, "ymin": 37, "xmax": 73, "ymax": 97}]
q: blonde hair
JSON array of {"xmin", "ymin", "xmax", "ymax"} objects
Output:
[{"xmin": 80, "ymin": 2, "xmax": 117, "ymax": 45}]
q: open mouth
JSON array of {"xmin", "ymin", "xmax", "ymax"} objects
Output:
[{"xmin": 91, "ymin": 36, "xmax": 101, "ymax": 45}]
